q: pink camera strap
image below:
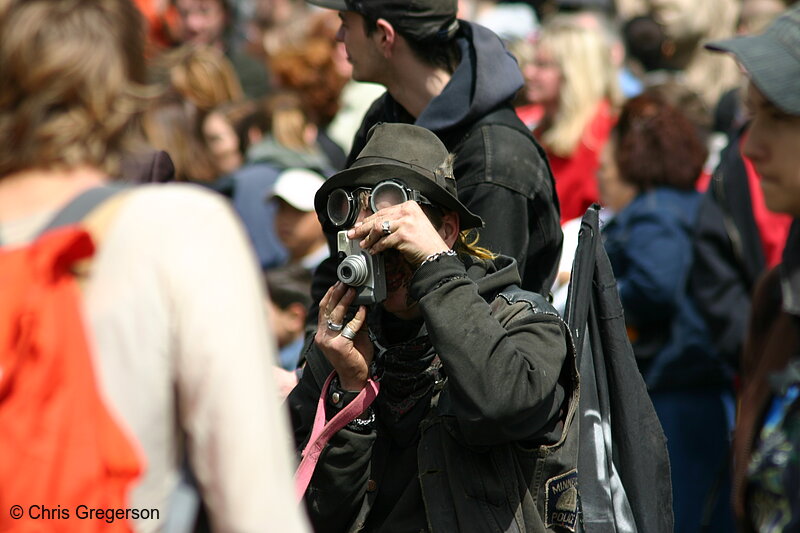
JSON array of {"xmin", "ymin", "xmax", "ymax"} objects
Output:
[{"xmin": 294, "ymin": 371, "xmax": 380, "ymax": 502}]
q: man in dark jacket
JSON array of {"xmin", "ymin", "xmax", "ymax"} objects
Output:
[
  {"xmin": 288, "ymin": 123, "xmax": 578, "ymax": 533},
  {"xmin": 689, "ymin": 124, "xmax": 792, "ymax": 371},
  {"xmin": 707, "ymin": 6, "xmax": 800, "ymax": 530},
  {"xmin": 305, "ymin": 0, "xmax": 562, "ymax": 295}
]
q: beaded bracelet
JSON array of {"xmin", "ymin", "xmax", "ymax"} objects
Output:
[
  {"xmin": 419, "ymin": 249, "xmax": 457, "ymax": 269},
  {"xmin": 345, "ymin": 406, "xmax": 376, "ymax": 434}
]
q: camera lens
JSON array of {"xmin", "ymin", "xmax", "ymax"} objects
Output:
[{"xmin": 337, "ymin": 255, "xmax": 369, "ymax": 286}]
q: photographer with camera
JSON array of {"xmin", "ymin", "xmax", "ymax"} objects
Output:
[{"xmin": 287, "ymin": 123, "xmax": 579, "ymax": 533}]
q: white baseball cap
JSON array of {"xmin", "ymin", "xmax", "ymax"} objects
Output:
[{"xmin": 268, "ymin": 168, "xmax": 326, "ymax": 212}]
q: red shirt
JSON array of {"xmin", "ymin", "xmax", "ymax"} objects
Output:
[
  {"xmin": 740, "ymin": 132, "xmax": 792, "ymax": 268},
  {"xmin": 544, "ymin": 101, "xmax": 615, "ymax": 223}
]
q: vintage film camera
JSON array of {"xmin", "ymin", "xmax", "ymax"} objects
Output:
[{"xmin": 336, "ymin": 230, "xmax": 387, "ymax": 305}]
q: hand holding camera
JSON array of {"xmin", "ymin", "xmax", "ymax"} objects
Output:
[
  {"xmin": 329, "ymin": 180, "xmax": 453, "ymax": 304},
  {"xmin": 346, "ymin": 200, "xmax": 454, "ymax": 268},
  {"xmin": 314, "ymin": 282, "xmax": 373, "ymax": 391}
]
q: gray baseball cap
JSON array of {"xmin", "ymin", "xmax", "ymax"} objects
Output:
[{"xmin": 706, "ymin": 5, "xmax": 800, "ymax": 115}]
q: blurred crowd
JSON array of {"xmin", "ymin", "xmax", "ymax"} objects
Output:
[{"xmin": 3, "ymin": 0, "xmax": 800, "ymax": 531}]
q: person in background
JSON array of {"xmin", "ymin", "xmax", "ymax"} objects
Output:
[
  {"xmin": 0, "ymin": 0, "xmax": 308, "ymax": 531},
  {"xmin": 268, "ymin": 168, "xmax": 329, "ymax": 271},
  {"xmin": 145, "ymin": 45, "xmax": 245, "ymax": 187},
  {"xmin": 244, "ymin": 91, "xmax": 336, "ymax": 176},
  {"xmin": 221, "ymin": 95, "xmax": 329, "ymax": 272},
  {"xmin": 524, "ymin": 14, "xmax": 623, "ymax": 223},
  {"xmin": 265, "ymin": 265, "xmax": 314, "ymax": 372},
  {"xmin": 598, "ymin": 92, "xmax": 735, "ymax": 532},
  {"xmin": 302, "ymin": 10, "xmax": 387, "ymax": 156},
  {"xmin": 248, "ymin": 0, "xmax": 314, "ymax": 60},
  {"xmin": 271, "ymin": 36, "xmax": 350, "ymax": 170},
  {"xmin": 689, "ymin": 0, "xmax": 794, "ymax": 378},
  {"xmin": 141, "ymin": 92, "xmax": 221, "ymax": 183},
  {"xmin": 712, "ymin": 0, "xmax": 795, "ymax": 136},
  {"xmin": 562, "ymin": 5, "xmax": 644, "ymax": 99},
  {"xmin": 615, "ymin": 0, "xmax": 741, "ymax": 112},
  {"xmin": 622, "ymin": 15, "xmax": 714, "ymax": 140},
  {"xmin": 306, "ymin": 0, "xmax": 562, "ymax": 296},
  {"xmin": 202, "ymin": 99, "xmax": 256, "ymax": 176},
  {"xmin": 170, "ymin": 0, "xmax": 270, "ymax": 99},
  {"xmin": 150, "ymin": 44, "xmax": 244, "ymax": 114},
  {"xmin": 705, "ymin": 6, "xmax": 800, "ymax": 529}
]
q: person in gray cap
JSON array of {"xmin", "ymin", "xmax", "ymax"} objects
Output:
[
  {"xmin": 304, "ymin": 0, "xmax": 562, "ymax": 298},
  {"xmin": 287, "ymin": 123, "xmax": 579, "ymax": 533},
  {"xmin": 706, "ymin": 5, "xmax": 800, "ymax": 531}
]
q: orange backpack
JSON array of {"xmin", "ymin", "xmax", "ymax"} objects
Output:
[{"xmin": 0, "ymin": 188, "xmax": 142, "ymax": 533}]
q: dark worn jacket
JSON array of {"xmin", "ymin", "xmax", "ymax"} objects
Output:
[
  {"xmin": 734, "ymin": 221, "xmax": 800, "ymax": 530},
  {"xmin": 690, "ymin": 126, "xmax": 766, "ymax": 370},
  {"xmin": 343, "ymin": 21, "xmax": 561, "ymax": 295},
  {"xmin": 289, "ymin": 255, "xmax": 579, "ymax": 533}
]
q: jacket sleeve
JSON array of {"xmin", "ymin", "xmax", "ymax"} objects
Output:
[
  {"xmin": 409, "ymin": 255, "xmax": 568, "ymax": 446},
  {"xmin": 689, "ymin": 192, "xmax": 752, "ymax": 369},
  {"xmin": 287, "ymin": 347, "xmax": 376, "ymax": 533}
]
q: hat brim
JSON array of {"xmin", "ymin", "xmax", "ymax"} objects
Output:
[
  {"xmin": 315, "ymin": 163, "xmax": 484, "ymax": 230},
  {"xmin": 306, "ymin": 0, "xmax": 348, "ymax": 10},
  {"xmin": 706, "ymin": 34, "xmax": 800, "ymax": 115}
]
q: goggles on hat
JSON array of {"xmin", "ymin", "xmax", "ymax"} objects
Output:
[{"xmin": 326, "ymin": 179, "xmax": 434, "ymax": 229}]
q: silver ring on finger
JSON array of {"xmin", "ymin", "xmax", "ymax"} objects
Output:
[
  {"xmin": 340, "ymin": 324, "xmax": 357, "ymax": 341},
  {"xmin": 381, "ymin": 220, "xmax": 391, "ymax": 235},
  {"xmin": 327, "ymin": 318, "xmax": 344, "ymax": 332}
]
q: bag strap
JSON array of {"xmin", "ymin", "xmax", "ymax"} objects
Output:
[
  {"xmin": 37, "ymin": 185, "xmax": 128, "ymax": 236},
  {"xmin": 294, "ymin": 371, "xmax": 380, "ymax": 502},
  {"xmin": 37, "ymin": 185, "xmax": 130, "ymax": 282}
]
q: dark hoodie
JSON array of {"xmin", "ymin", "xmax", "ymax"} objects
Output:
[{"xmin": 344, "ymin": 22, "xmax": 562, "ymax": 295}]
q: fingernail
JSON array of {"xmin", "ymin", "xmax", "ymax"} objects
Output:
[{"xmin": 347, "ymin": 229, "xmax": 355, "ymax": 238}]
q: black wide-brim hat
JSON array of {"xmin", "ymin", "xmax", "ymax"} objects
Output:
[{"xmin": 314, "ymin": 123, "xmax": 484, "ymax": 230}]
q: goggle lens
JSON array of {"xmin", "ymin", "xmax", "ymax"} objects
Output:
[
  {"xmin": 327, "ymin": 188, "xmax": 353, "ymax": 228},
  {"xmin": 370, "ymin": 181, "xmax": 409, "ymax": 212},
  {"xmin": 325, "ymin": 180, "xmax": 430, "ymax": 229}
]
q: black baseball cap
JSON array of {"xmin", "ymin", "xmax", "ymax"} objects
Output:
[
  {"xmin": 307, "ymin": 0, "xmax": 460, "ymax": 42},
  {"xmin": 706, "ymin": 5, "xmax": 800, "ymax": 116}
]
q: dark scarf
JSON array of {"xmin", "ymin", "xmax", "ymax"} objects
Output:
[{"xmin": 368, "ymin": 311, "xmax": 441, "ymax": 424}]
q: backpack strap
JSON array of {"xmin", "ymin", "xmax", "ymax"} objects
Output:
[
  {"xmin": 38, "ymin": 184, "xmax": 128, "ymax": 236},
  {"xmin": 32, "ymin": 185, "xmax": 130, "ymax": 281}
]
